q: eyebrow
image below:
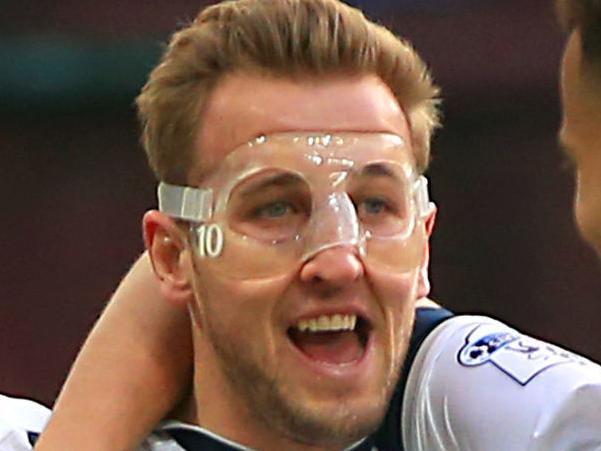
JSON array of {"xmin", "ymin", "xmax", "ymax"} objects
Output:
[
  {"xmin": 237, "ymin": 172, "xmax": 305, "ymax": 197},
  {"xmin": 359, "ymin": 162, "xmax": 404, "ymax": 181}
]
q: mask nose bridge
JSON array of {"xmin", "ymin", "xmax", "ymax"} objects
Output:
[{"xmin": 300, "ymin": 187, "xmax": 364, "ymax": 263}]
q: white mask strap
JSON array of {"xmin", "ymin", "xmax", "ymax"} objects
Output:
[
  {"xmin": 158, "ymin": 182, "xmax": 213, "ymax": 222},
  {"xmin": 414, "ymin": 176, "xmax": 435, "ymax": 218}
]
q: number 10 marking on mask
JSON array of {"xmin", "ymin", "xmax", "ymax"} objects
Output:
[{"xmin": 196, "ymin": 224, "xmax": 224, "ymax": 258}]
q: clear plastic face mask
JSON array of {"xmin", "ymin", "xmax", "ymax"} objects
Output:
[{"xmin": 158, "ymin": 132, "xmax": 434, "ymax": 280}]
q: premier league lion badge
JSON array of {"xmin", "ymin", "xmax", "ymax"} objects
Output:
[{"xmin": 458, "ymin": 324, "xmax": 588, "ymax": 385}]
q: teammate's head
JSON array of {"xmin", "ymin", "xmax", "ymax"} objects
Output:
[
  {"xmin": 140, "ymin": 1, "xmax": 439, "ymax": 449},
  {"xmin": 557, "ymin": 0, "xmax": 601, "ymax": 254}
]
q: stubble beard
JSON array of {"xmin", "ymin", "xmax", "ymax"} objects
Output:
[{"xmin": 204, "ymin": 319, "xmax": 405, "ymax": 449}]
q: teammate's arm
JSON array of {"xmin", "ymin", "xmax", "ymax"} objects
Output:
[
  {"xmin": 34, "ymin": 252, "xmax": 192, "ymax": 451},
  {"xmin": 403, "ymin": 315, "xmax": 601, "ymax": 450}
]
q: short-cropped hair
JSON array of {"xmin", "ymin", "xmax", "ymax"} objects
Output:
[{"xmin": 137, "ymin": 0, "xmax": 441, "ymax": 184}]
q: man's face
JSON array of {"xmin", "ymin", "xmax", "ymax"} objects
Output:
[
  {"xmin": 560, "ymin": 30, "xmax": 601, "ymax": 254},
  {"xmin": 187, "ymin": 72, "xmax": 431, "ymax": 447}
]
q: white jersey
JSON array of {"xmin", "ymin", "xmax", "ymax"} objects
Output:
[
  {"xmin": 402, "ymin": 315, "xmax": 601, "ymax": 451},
  {"xmin": 0, "ymin": 395, "xmax": 50, "ymax": 450}
]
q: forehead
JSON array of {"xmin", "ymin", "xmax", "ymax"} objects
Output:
[
  {"xmin": 208, "ymin": 132, "xmax": 416, "ymax": 188},
  {"xmin": 192, "ymin": 72, "xmax": 412, "ymax": 184}
]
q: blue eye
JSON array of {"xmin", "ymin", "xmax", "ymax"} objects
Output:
[
  {"xmin": 258, "ymin": 201, "xmax": 292, "ymax": 218},
  {"xmin": 362, "ymin": 198, "xmax": 387, "ymax": 215}
]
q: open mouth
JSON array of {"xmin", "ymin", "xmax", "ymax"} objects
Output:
[{"xmin": 287, "ymin": 314, "xmax": 372, "ymax": 365}]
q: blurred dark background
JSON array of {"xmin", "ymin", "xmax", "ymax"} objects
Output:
[{"xmin": 2, "ymin": 0, "xmax": 600, "ymax": 406}]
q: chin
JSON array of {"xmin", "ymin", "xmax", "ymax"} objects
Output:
[{"xmin": 279, "ymin": 392, "xmax": 390, "ymax": 447}]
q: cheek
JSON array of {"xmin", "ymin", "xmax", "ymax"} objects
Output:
[
  {"xmin": 364, "ymin": 228, "xmax": 426, "ymax": 314},
  {"xmin": 194, "ymin": 268, "xmax": 293, "ymax": 332},
  {"xmin": 366, "ymin": 267, "xmax": 420, "ymax": 326},
  {"xmin": 367, "ymin": 270, "xmax": 418, "ymax": 370}
]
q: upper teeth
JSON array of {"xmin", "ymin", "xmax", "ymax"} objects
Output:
[{"xmin": 296, "ymin": 314, "xmax": 357, "ymax": 332}]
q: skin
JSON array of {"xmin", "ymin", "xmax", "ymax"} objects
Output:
[
  {"xmin": 144, "ymin": 72, "xmax": 435, "ymax": 450},
  {"xmin": 560, "ymin": 29, "xmax": 601, "ymax": 255}
]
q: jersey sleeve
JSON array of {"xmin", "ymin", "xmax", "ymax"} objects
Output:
[
  {"xmin": 401, "ymin": 315, "xmax": 601, "ymax": 451},
  {"xmin": 0, "ymin": 395, "xmax": 51, "ymax": 450}
]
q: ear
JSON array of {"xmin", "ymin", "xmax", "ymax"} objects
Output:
[
  {"xmin": 417, "ymin": 205, "xmax": 437, "ymax": 299},
  {"xmin": 143, "ymin": 210, "xmax": 194, "ymax": 307}
]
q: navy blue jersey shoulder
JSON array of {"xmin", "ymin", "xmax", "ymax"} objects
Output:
[
  {"xmin": 28, "ymin": 431, "xmax": 40, "ymax": 446},
  {"xmin": 372, "ymin": 307, "xmax": 454, "ymax": 451}
]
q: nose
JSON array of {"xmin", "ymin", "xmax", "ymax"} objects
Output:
[{"xmin": 300, "ymin": 245, "xmax": 364, "ymax": 287}]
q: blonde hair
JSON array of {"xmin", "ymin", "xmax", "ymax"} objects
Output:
[{"xmin": 136, "ymin": 0, "xmax": 441, "ymax": 184}]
